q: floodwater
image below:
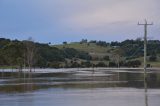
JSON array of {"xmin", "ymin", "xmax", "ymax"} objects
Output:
[{"xmin": 0, "ymin": 69, "xmax": 160, "ymax": 106}]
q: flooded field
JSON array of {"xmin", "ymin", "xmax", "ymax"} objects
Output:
[{"xmin": 0, "ymin": 69, "xmax": 160, "ymax": 106}]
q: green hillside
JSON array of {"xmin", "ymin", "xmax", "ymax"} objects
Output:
[
  {"xmin": 1, "ymin": 38, "xmax": 160, "ymax": 68},
  {"xmin": 54, "ymin": 40, "xmax": 160, "ymax": 67},
  {"xmin": 54, "ymin": 42, "xmax": 114, "ymax": 60}
]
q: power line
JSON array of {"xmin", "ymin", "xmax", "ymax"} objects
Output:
[{"xmin": 138, "ymin": 19, "xmax": 153, "ymax": 92}]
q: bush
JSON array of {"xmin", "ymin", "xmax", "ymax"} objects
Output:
[
  {"xmin": 63, "ymin": 41, "xmax": 67, "ymax": 45},
  {"xmin": 81, "ymin": 61, "xmax": 92, "ymax": 67},
  {"xmin": 96, "ymin": 41, "xmax": 109, "ymax": 47},
  {"xmin": 103, "ymin": 56, "xmax": 110, "ymax": 61},
  {"xmin": 70, "ymin": 62, "xmax": 80, "ymax": 68},
  {"xmin": 89, "ymin": 40, "xmax": 97, "ymax": 43},
  {"xmin": 109, "ymin": 62, "xmax": 117, "ymax": 67},
  {"xmin": 96, "ymin": 62, "xmax": 106, "ymax": 67},
  {"xmin": 124, "ymin": 60, "xmax": 141, "ymax": 67},
  {"xmin": 149, "ymin": 56, "xmax": 157, "ymax": 62},
  {"xmin": 48, "ymin": 62, "xmax": 60, "ymax": 68}
]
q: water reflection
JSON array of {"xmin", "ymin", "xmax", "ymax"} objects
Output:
[
  {"xmin": 0, "ymin": 69, "xmax": 160, "ymax": 106},
  {"xmin": 0, "ymin": 69, "xmax": 160, "ymax": 93}
]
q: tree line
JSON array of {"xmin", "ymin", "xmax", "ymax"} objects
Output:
[
  {"xmin": 0, "ymin": 38, "xmax": 91, "ymax": 70},
  {"xmin": 0, "ymin": 38, "xmax": 160, "ymax": 69}
]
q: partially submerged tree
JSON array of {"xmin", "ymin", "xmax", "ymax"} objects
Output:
[
  {"xmin": 111, "ymin": 48, "xmax": 124, "ymax": 67},
  {"xmin": 24, "ymin": 37, "xmax": 37, "ymax": 72}
]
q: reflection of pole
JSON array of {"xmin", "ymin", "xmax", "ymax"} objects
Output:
[
  {"xmin": 138, "ymin": 20, "xmax": 153, "ymax": 92},
  {"xmin": 145, "ymin": 91, "xmax": 149, "ymax": 106}
]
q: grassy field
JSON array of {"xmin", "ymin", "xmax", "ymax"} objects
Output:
[{"xmin": 54, "ymin": 42, "xmax": 111, "ymax": 53}]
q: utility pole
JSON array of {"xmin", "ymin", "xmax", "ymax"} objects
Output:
[{"xmin": 138, "ymin": 19, "xmax": 153, "ymax": 92}]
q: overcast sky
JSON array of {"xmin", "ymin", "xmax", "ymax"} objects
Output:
[{"xmin": 0, "ymin": 0, "xmax": 160, "ymax": 44}]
